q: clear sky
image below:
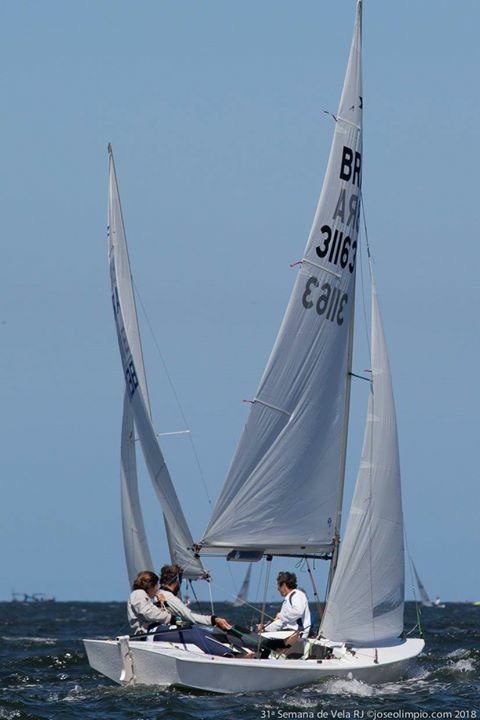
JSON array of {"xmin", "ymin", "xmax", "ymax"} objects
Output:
[{"xmin": 1, "ymin": 0, "xmax": 478, "ymax": 605}]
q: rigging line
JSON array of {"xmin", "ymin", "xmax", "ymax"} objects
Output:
[
  {"xmin": 223, "ymin": 566, "xmax": 277, "ymax": 624},
  {"xmin": 367, "ymin": 380, "xmax": 377, "ymax": 643},
  {"xmin": 226, "ymin": 562, "xmax": 240, "ymax": 603},
  {"xmin": 206, "ymin": 576, "xmax": 215, "ymax": 615},
  {"xmin": 186, "ymin": 579, "xmax": 203, "ymax": 614},
  {"xmin": 257, "ymin": 557, "xmax": 273, "ymax": 655},
  {"xmin": 359, "ymin": 192, "xmax": 372, "ymax": 359},
  {"xmin": 304, "ymin": 557, "xmax": 325, "ymax": 626},
  {"xmin": 133, "ymin": 282, "xmax": 213, "ymax": 508},
  {"xmin": 404, "ymin": 532, "xmax": 423, "ymax": 636}
]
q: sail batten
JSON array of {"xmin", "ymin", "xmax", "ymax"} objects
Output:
[{"xmin": 202, "ymin": 1, "xmax": 363, "ymax": 556}]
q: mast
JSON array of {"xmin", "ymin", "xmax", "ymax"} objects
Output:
[{"xmin": 327, "ymin": 0, "xmax": 362, "ymax": 591}]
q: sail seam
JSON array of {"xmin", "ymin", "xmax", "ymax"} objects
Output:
[
  {"xmin": 301, "ymin": 258, "xmax": 341, "ymax": 279},
  {"xmin": 336, "ymin": 115, "xmax": 361, "ymax": 130},
  {"xmin": 252, "ymin": 397, "xmax": 291, "ymax": 417}
]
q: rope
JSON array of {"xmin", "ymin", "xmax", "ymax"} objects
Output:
[
  {"xmin": 133, "ymin": 282, "xmax": 213, "ymax": 508},
  {"xmin": 404, "ymin": 535, "xmax": 423, "ymax": 637},
  {"xmin": 206, "ymin": 576, "xmax": 215, "ymax": 615},
  {"xmin": 304, "ymin": 557, "xmax": 325, "ymax": 625},
  {"xmin": 257, "ymin": 557, "xmax": 273, "ymax": 655}
]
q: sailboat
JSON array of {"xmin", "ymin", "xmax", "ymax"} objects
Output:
[
  {"xmin": 412, "ymin": 562, "xmax": 445, "ymax": 608},
  {"xmin": 84, "ymin": 0, "xmax": 424, "ymax": 693},
  {"xmin": 231, "ymin": 564, "xmax": 252, "ymax": 607}
]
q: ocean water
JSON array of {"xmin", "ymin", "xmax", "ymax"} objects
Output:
[{"xmin": 0, "ymin": 601, "xmax": 478, "ymax": 720}]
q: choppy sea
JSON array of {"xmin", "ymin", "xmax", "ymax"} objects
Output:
[{"xmin": 0, "ymin": 601, "xmax": 478, "ymax": 720}]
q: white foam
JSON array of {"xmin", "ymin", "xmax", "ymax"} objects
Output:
[
  {"xmin": 0, "ymin": 635, "xmax": 56, "ymax": 646},
  {"xmin": 449, "ymin": 658, "xmax": 475, "ymax": 673},
  {"xmin": 446, "ymin": 648, "xmax": 469, "ymax": 659},
  {"xmin": 322, "ymin": 677, "xmax": 375, "ymax": 697},
  {"xmin": 0, "ymin": 708, "xmax": 22, "ymax": 719}
]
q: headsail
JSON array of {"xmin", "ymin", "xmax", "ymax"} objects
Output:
[
  {"xmin": 108, "ymin": 146, "xmax": 205, "ymax": 579},
  {"xmin": 320, "ymin": 278, "xmax": 405, "ymax": 644},
  {"xmin": 202, "ymin": 1, "xmax": 363, "ymax": 557}
]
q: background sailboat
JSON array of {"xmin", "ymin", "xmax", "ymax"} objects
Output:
[
  {"xmin": 412, "ymin": 561, "xmax": 445, "ymax": 608},
  {"xmin": 231, "ymin": 564, "xmax": 252, "ymax": 607}
]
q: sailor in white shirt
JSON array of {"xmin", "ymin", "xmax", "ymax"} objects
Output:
[{"xmin": 257, "ymin": 571, "xmax": 311, "ymax": 640}]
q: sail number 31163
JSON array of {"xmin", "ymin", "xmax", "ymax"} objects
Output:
[{"xmin": 302, "ymin": 277, "xmax": 348, "ymax": 326}]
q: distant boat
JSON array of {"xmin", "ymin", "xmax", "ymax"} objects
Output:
[
  {"xmin": 231, "ymin": 563, "xmax": 252, "ymax": 607},
  {"xmin": 11, "ymin": 592, "xmax": 55, "ymax": 604},
  {"xmin": 412, "ymin": 563, "xmax": 445, "ymax": 608}
]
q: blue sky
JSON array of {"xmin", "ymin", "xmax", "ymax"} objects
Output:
[{"xmin": 1, "ymin": 0, "xmax": 478, "ymax": 604}]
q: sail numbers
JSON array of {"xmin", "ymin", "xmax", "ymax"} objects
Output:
[
  {"xmin": 316, "ymin": 224, "xmax": 357, "ymax": 273},
  {"xmin": 302, "ymin": 277, "xmax": 348, "ymax": 326},
  {"xmin": 112, "ymin": 282, "xmax": 139, "ymax": 398},
  {"xmin": 314, "ymin": 146, "xmax": 361, "ymax": 274},
  {"xmin": 300, "ymin": 145, "xmax": 360, "ymax": 325},
  {"xmin": 125, "ymin": 359, "xmax": 139, "ymax": 398}
]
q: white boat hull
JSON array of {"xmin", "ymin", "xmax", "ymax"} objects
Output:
[{"xmin": 83, "ymin": 636, "xmax": 424, "ymax": 694}]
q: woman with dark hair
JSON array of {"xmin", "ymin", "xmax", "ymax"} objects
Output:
[
  {"xmin": 158, "ymin": 564, "xmax": 231, "ymax": 631},
  {"xmin": 127, "ymin": 570, "xmax": 170, "ymax": 635}
]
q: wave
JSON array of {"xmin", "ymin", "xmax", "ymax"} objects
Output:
[{"xmin": 0, "ymin": 635, "xmax": 57, "ymax": 646}]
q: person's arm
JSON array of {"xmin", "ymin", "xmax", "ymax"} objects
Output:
[
  {"xmin": 264, "ymin": 592, "xmax": 305, "ymax": 631},
  {"xmin": 163, "ymin": 593, "xmax": 209, "ymax": 625},
  {"xmin": 166, "ymin": 594, "xmax": 230, "ymax": 629},
  {"xmin": 131, "ymin": 591, "xmax": 170, "ymax": 626},
  {"xmin": 263, "ymin": 616, "xmax": 283, "ymax": 632}
]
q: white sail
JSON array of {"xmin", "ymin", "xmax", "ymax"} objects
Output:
[
  {"xmin": 320, "ymin": 280, "xmax": 404, "ymax": 644},
  {"xmin": 108, "ymin": 146, "xmax": 204, "ymax": 579},
  {"xmin": 120, "ymin": 389, "xmax": 154, "ymax": 585},
  {"xmin": 202, "ymin": 1, "xmax": 363, "ymax": 556},
  {"xmin": 85, "ymin": 3, "xmax": 425, "ymax": 691},
  {"xmin": 232, "ymin": 564, "xmax": 252, "ymax": 607},
  {"xmin": 412, "ymin": 562, "xmax": 432, "ymax": 607}
]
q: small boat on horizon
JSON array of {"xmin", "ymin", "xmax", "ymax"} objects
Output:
[{"xmin": 11, "ymin": 592, "xmax": 55, "ymax": 604}]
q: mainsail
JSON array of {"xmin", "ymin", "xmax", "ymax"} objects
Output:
[
  {"xmin": 108, "ymin": 146, "xmax": 204, "ymax": 579},
  {"xmin": 202, "ymin": 1, "xmax": 363, "ymax": 557},
  {"xmin": 320, "ymin": 279, "xmax": 405, "ymax": 644}
]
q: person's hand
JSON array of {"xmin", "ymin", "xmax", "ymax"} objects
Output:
[
  {"xmin": 155, "ymin": 591, "xmax": 166, "ymax": 604},
  {"xmin": 215, "ymin": 617, "xmax": 232, "ymax": 631},
  {"xmin": 256, "ymin": 623, "xmax": 265, "ymax": 633}
]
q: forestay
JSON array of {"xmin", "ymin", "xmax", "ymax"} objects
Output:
[
  {"xmin": 320, "ymin": 280, "xmax": 405, "ymax": 644},
  {"xmin": 202, "ymin": 2, "xmax": 363, "ymax": 557},
  {"xmin": 108, "ymin": 147, "xmax": 204, "ymax": 579}
]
